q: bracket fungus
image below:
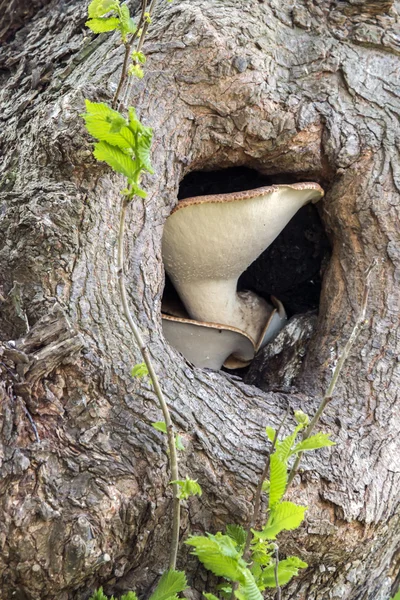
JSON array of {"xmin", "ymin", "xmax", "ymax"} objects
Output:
[{"xmin": 162, "ymin": 182, "xmax": 324, "ymax": 369}]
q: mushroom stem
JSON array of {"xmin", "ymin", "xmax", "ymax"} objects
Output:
[{"xmin": 175, "ymin": 278, "xmax": 271, "ymax": 345}]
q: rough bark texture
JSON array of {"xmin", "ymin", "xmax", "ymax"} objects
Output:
[{"xmin": 1, "ymin": 1, "xmax": 400, "ymax": 599}]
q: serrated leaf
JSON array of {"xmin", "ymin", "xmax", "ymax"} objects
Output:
[
  {"xmin": 274, "ymin": 429, "xmax": 299, "ymax": 462},
  {"xmin": 131, "ymin": 362, "xmax": 149, "ymax": 378},
  {"xmin": 121, "ymin": 593, "xmax": 138, "ymax": 600},
  {"xmin": 255, "ymin": 502, "xmax": 307, "ymax": 540},
  {"xmin": 152, "ymin": 421, "xmax": 167, "ymax": 434},
  {"xmin": 250, "ymin": 540, "xmax": 273, "ymax": 567},
  {"xmin": 203, "ymin": 594, "xmax": 219, "ymax": 600},
  {"xmin": 226, "ymin": 524, "xmax": 246, "ymax": 549},
  {"xmin": 236, "ymin": 571, "xmax": 263, "ymax": 600},
  {"xmin": 88, "ymin": 0, "xmax": 119, "ymax": 18},
  {"xmin": 186, "ymin": 533, "xmax": 245, "ymax": 582},
  {"xmin": 261, "ymin": 556, "xmax": 308, "ymax": 588},
  {"xmin": 89, "ymin": 589, "xmax": 109, "ymax": 600},
  {"xmin": 291, "ymin": 433, "xmax": 335, "ymax": 455},
  {"xmin": 86, "ymin": 17, "xmax": 120, "ymax": 33},
  {"xmin": 265, "ymin": 426, "xmax": 276, "ymax": 443},
  {"xmin": 269, "ymin": 454, "xmax": 287, "ymax": 508},
  {"xmin": 175, "ymin": 435, "xmax": 185, "ymax": 451},
  {"xmin": 132, "ymin": 51, "xmax": 146, "ymax": 64},
  {"xmin": 82, "ymin": 100, "xmax": 135, "ymax": 150},
  {"xmin": 261, "ymin": 480, "xmax": 270, "ymax": 493},
  {"xmin": 93, "ymin": 141, "xmax": 137, "ymax": 179},
  {"xmin": 118, "ymin": 4, "xmax": 136, "ymax": 38},
  {"xmin": 149, "ymin": 570, "xmax": 187, "ymax": 600},
  {"xmin": 171, "ymin": 476, "xmax": 202, "ymax": 500}
]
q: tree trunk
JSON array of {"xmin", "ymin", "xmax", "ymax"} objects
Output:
[{"xmin": 1, "ymin": 1, "xmax": 399, "ymax": 599}]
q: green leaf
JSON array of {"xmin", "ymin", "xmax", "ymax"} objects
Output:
[
  {"xmin": 132, "ymin": 51, "xmax": 146, "ymax": 64},
  {"xmin": 186, "ymin": 533, "xmax": 245, "ymax": 582},
  {"xmin": 255, "ymin": 502, "xmax": 307, "ymax": 540},
  {"xmin": 149, "ymin": 570, "xmax": 187, "ymax": 600},
  {"xmin": 93, "ymin": 141, "xmax": 138, "ymax": 179},
  {"xmin": 89, "ymin": 589, "xmax": 109, "ymax": 600},
  {"xmin": 131, "ymin": 362, "xmax": 149, "ymax": 378},
  {"xmin": 235, "ymin": 571, "xmax": 263, "ymax": 600},
  {"xmin": 82, "ymin": 100, "xmax": 136, "ymax": 150},
  {"xmin": 203, "ymin": 594, "xmax": 220, "ymax": 600},
  {"xmin": 391, "ymin": 592, "xmax": 400, "ymax": 600},
  {"xmin": 291, "ymin": 433, "xmax": 335, "ymax": 455},
  {"xmin": 250, "ymin": 540, "xmax": 273, "ymax": 567},
  {"xmin": 269, "ymin": 454, "xmax": 287, "ymax": 508},
  {"xmin": 175, "ymin": 435, "xmax": 185, "ymax": 451},
  {"xmin": 129, "ymin": 181, "xmax": 147, "ymax": 198},
  {"xmin": 294, "ymin": 410, "xmax": 309, "ymax": 427},
  {"xmin": 261, "ymin": 556, "xmax": 308, "ymax": 588},
  {"xmin": 118, "ymin": 4, "xmax": 136, "ymax": 38},
  {"xmin": 86, "ymin": 17, "xmax": 120, "ymax": 33},
  {"xmin": 121, "ymin": 593, "xmax": 139, "ymax": 600},
  {"xmin": 152, "ymin": 421, "xmax": 167, "ymax": 434},
  {"xmin": 225, "ymin": 524, "xmax": 246, "ymax": 549},
  {"xmin": 274, "ymin": 429, "xmax": 300, "ymax": 462},
  {"xmin": 265, "ymin": 426, "xmax": 276, "ymax": 443},
  {"xmin": 261, "ymin": 480, "xmax": 270, "ymax": 493},
  {"xmin": 88, "ymin": 0, "xmax": 119, "ymax": 18},
  {"xmin": 171, "ymin": 476, "xmax": 202, "ymax": 500},
  {"xmin": 129, "ymin": 64, "xmax": 145, "ymax": 79}
]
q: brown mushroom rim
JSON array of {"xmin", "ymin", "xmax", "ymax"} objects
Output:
[
  {"xmin": 171, "ymin": 182, "xmax": 324, "ymax": 214},
  {"xmin": 162, "ymin": 313, "xmax": 256, "ymax": 346}
]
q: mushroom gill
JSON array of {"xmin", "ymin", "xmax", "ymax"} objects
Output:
[{"xmin": 162, "ymin": 182, "xmax": 324, "ymax": 361}]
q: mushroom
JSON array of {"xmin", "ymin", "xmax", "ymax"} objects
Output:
[
  {"xmin": 162, "ymin": 314, "xmax": 255, "ymax": 370},
  {"xmin": 162, "ymin": 182, "xmax": 323, "ymax": 346}
]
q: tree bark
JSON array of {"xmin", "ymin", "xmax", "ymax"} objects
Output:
[{"xmin": 1, "ymin": 1, "xmax": 399, "ymax": 599}]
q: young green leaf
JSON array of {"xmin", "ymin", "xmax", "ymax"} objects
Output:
[
  {"xmin": 186, "ymin": 533, "xmax": 245, "ymax": 581},
  {"xmin": 291, "ymin": 433, "xmax": 335, "ymax": 455},
  {"xmin": 175, "ymin": 434, "xmax": 185, "ymax": 451},
  {"xmin": 131, "ymin": 362, "xmax": 149, "ymax": 378},
  {"xmin": 152, "ymin": 421, "xmax": 167, "ymax": 434},
  {"xmin": 171, "ymin": 476, "xmax": 202, "ymax": 500},
  {"xmin": 82, "ymin": 100, "xmax": 135, "ymax": 150},
  {"xmin": 260, "ymin": 556, "xmax": 308, "ymax": 588},
  {"xmin": 88, "ymin": 0, "xmax": 119, "ymax": 18},
  {"xmin": 265, "ymin": 426, "xmax": 276, "ymax": 443},
  {"xmin": 93, "ymin": 141, "xmax": 138, "ymax": 179},
  {"xmin": 149, "ymin": 570, "xmax": 187, "ymax": 600},
  {"xmin": 269, "ymin": 454, "xmax": 287, "ymax": 508},
  {"xmin": 86, "ymin": 17, "xmax": 120, "ymax": 33},
  {"xmin": 121, "ymin": 593, "xmax": 139, "ymax": 600},
  {"xmin": 118, "ymin": 4, "xmax": 136, "ymax": 39},
  {"xmin": 89, "ymin": 589, "xmax": 109, "ymax": 600},
  {"xmin": 294, "ymin": 410, "xmax": 309, "ymax": 427},
  {"xmin": 391, "ymin": 592, "xmax": 400, "ymax": 600},
  {"xmin": 203, "ymin": 594, "xmax": 219, "ymax": 600},
  {"xmin": 274, "ymin": 428, "xmax": 301, "ymax": 462},
  {"xmin": 235, "ymin": 570, "xmax": 263, "ymax": 600},
  {"xmin": 132, "ymin": 51, "xmax": 146, "ymax": 64},
  {"xmin": 250, "ymin": 540, "xmax": 274, "ymax": 567},
  {"xmin": 261, "ymin": 480, "xmax": 270, "ymax": 493},
  {"xmin": 225, "ymin": 524, "xmax": 246, "ymax": 549},
  {"xmin": 129, "ymin": 64, "xmax": 144, "ymax": 79},
  {"xmin": 254, "ymin": 501, "xmax": 307, "ymax": 540}
]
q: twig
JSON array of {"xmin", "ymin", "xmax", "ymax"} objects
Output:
[
  {"xmin": 121, "ymin": 0, "xmax": 157, "ymax": 109},
  {"xmin": 112, "ymin": 0, "xmax": 149, "ymax": 110},
  {"xmin": 274, "ymin": 544, "xmax": 281, "ymax": 600},
  {"xmin": 287, "ymin": 260, "xmax": 375, "ymax": 488},
  {"xmin": 117, "ymin": 198, "xmax": 180, "ymax": 570}
]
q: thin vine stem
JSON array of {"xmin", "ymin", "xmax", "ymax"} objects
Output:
[
  {"xmin": 112, "ymin": 0, "xmax": 149, "ymax": 110},
  {"xmin": 117, "ymin": 198, "xmax": 180, "ymax": 570},
  {"xmin": 287, "ymin": 260, "xmax": 375, "ymax": 488},
  {"xmin": 274, "ymin": 544, "xmax": 282, "ymax": 600}
]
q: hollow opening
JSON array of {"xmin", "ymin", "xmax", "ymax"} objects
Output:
[{"xmin": 162, "ymin": 166, "xmax": 331, "ymax": 377}]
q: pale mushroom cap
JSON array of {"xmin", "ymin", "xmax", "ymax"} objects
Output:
[
  {"xmin": 162, "ymin": 183, "xmax": 324, "ymax": 282},
  {"xmin": 162, "ymin": 314, "xmax": 255, "ymax": 369}
]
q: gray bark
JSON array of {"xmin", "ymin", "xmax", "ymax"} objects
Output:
[{"xmin": 0, "ymin": 1, "xmax": 400, "ymax": 599}]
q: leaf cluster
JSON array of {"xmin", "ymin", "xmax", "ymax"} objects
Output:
[
  {"xmin": 86, "ymin": 0, "xmax": 136, "ymax": 41},
  {"xmin": 186, "ymin": 415, "xmax": 335, "ymax": 597},
  {"xmin": 89, "ymin": 570, "xmax": 187, "ymax": 600},
  {"xmin": 81, "ymin": 100, "xmax": 153, "ymax": 198}
]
